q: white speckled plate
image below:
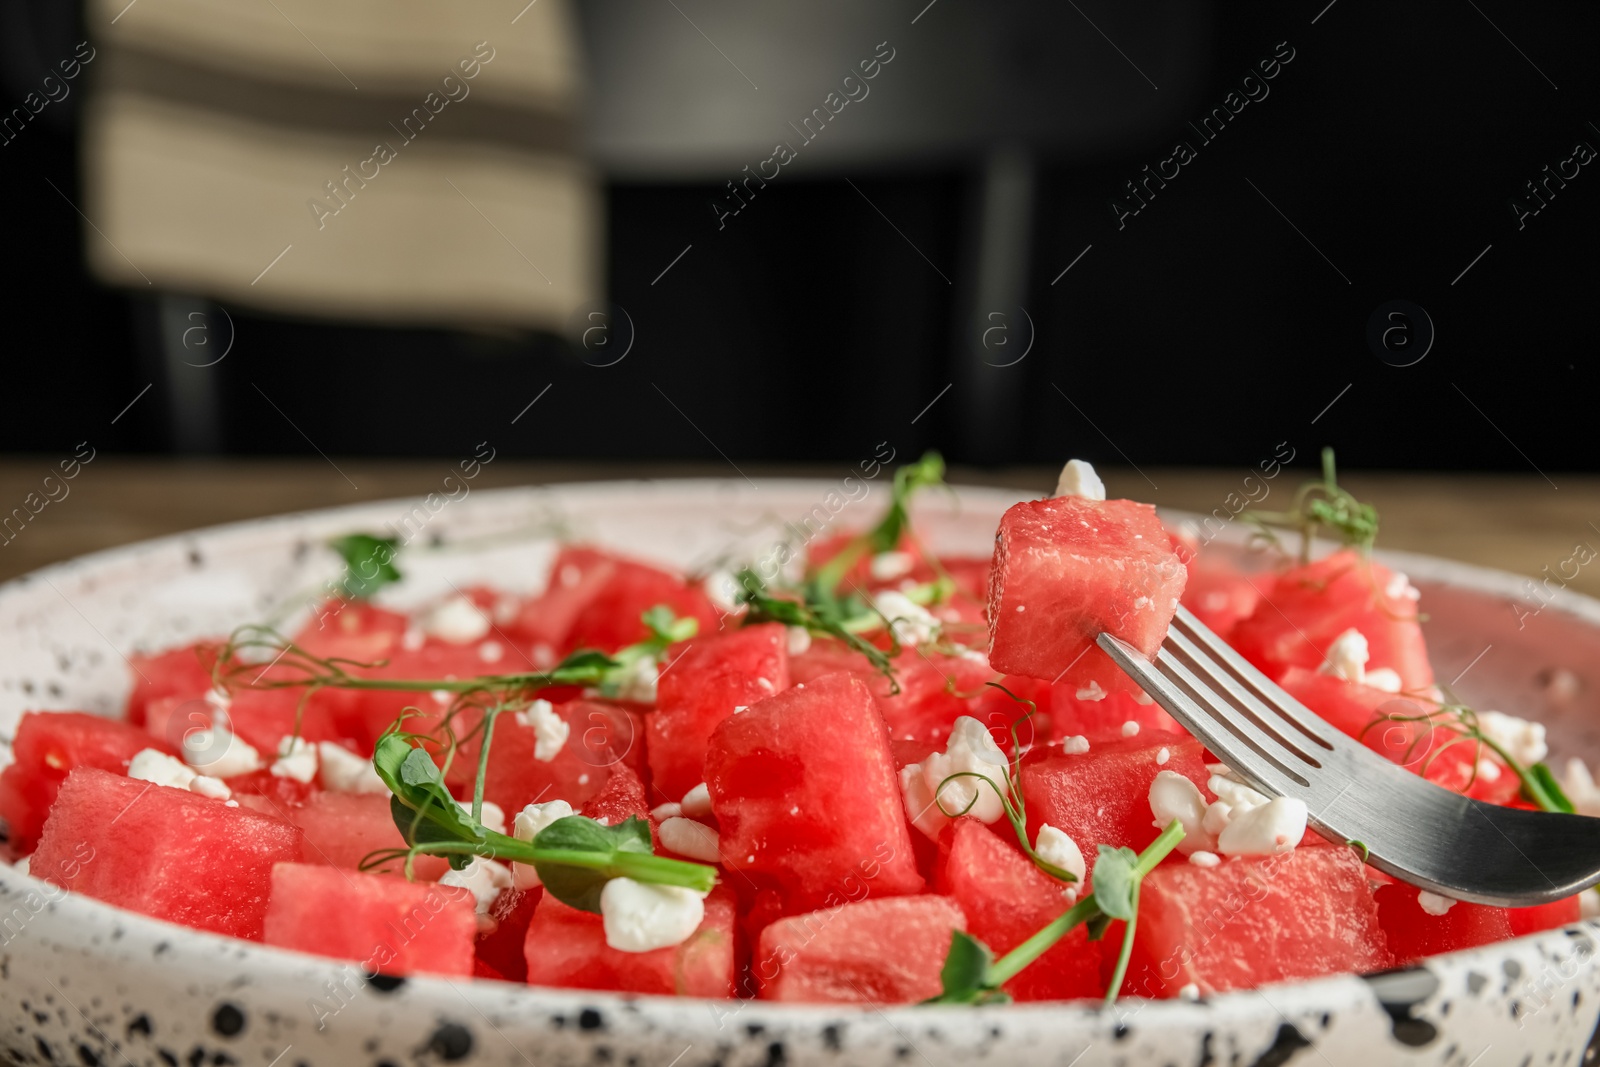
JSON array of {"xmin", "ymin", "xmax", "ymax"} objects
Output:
[{"xmin": 2, "ymin": 479, "xmax": 1598, "ymax": 1067}]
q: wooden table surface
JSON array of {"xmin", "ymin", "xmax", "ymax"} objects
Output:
[{"xmin": 1, "ymin": 459, "xmax": 1595, "ymax": 598}]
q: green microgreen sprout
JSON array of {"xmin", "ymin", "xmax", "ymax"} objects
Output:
[
  {"xmin": 1243, "ymin": 447, "xmax": 1379, "ymax": 564},
  {"xmin": 924, "ymin": 820, "xmax": 1187, "ymax": 1006}
]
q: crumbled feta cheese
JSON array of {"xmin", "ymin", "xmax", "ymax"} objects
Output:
[
  {"xmin": 1054, "ymin": 459, "xmax": 1106, "ymax": 501},
  {"xmin": 1149, "ymin": 771, "xmax": 1213, "ymax": 854},
  {"xmin": 1318, "ymin": 628, "xmax": 1370, "ymax": 684},
  {"xmin": 1385, "ymin": 572, "xmax": 1421, "ymax": 602},
  {"xmin": 1202, "ymin": 802, "xmax": 1233, "ymax": 837},
  {"xmin": 456, "ymin": 799, "xmax": 506, "ymax": 835},
  {"xmin": 1477, "ymin": 710, "xmax": 1548, "ymax": 767},
  {"xmin": 703, "ymin": 569, "xmax": 743, "ymax": 615},
  {"xmin": 270, "ymin": 736, "xmax": 318, "ymax": 783},
  {"xmin": 1063, "ymin": 735, "xmax": 1090, "ymax": 755},
  {"xmin": 1076, "ymin": 681, "xmax": 1106, "ymax": 702},
  {"xmin": 401, "ymin": 628, "xmax": 425, "ymax": 652},
  {"xmin": 189, "ymin": 775, "xmax": 232, "ymax": 800},
  {"xmin": 869, "ymin": 551, "xmax": 915, "ymax": 581},
  {"xmin": 1188, "ymin": 851, "xmax": 1221, "ymax": 868},
  {"xmin": 440, "ymin": 857, "xmax": 513, "ymax": 917},
  {"xmin": 1178, "ymin": 983, "xmax": 1202, "ymax": 1001},
  {"xmin": 431, "ymin": 689, "xmax": 453, "ymax": 706},
  {"xmin": 478, "ymin": 640, "xmax": 505, "ymax": 664},
  {"xmin": 1121, "ymin": 720, "xmax": 1141, "ymax": 738},
  {"xmin": 786, "ymin": 626, "xmax": 811, "ymax": 656},
  {"xmin": 13, "ymin": 856, "xmax": 30, "ymax": 876},
  {"xmin": 1364, "ymin": 668, "xmax": 1403, "ymax": 693},
  {"xmin": 493, "ymin": 595, "xmax": 520, "ymax": 625},
  {"xmin": 316, "ymin": 742, "xmax": 387, "ymax": 794},
  {"xmin": 1156, "ymin": 747, "xmax": 1171, "ymax": 765},
  {"xmin": 1417, "ymin": 890, "xmax": 1456, "ymax": 916},
  {"xmin": 900, "ymin": 716, "xmax": 1012, "ymax": 839},
  {"xmin": 1034, "ymin": 824, "xmax": 1086, "ymax": 883},
  {"xmin": 421, "ymin": 595, "xmax": 492, "ymax": 644},
  {"xmin": 613, "ymin": 658, "xmax": 660, "ymax": 704},
  {"xmin": 1563, "ymin": 758, "xmax": 1600, "ymax": 817},
  {"xmin": 659, "ymin": 817, "xmax": 722, "ymax": 863},
  {"xmin": 203, "ymin": 686, "xmax": 232, "ymax": 725},
  {"xmin": 1216, "ymin": 797, "xmax": 1307, "ymax": 856},
  {"xmin": 511, "ymin": 799, "xmax": 575, "ymax": 889},
  {"xmin": 1207, "ymin": 770, "xmax": 1270, "ymax": 813},
  {"xmin": 733, "ymin": 705, "xmax": 748, "ymax": 714},
  {"xmin": 1475, "ymin": 758, "xmax": 1503, "ymax": 783},
  {"xmin": 652, "ymin": 802, "xmax": 683, "ymax": 821},
  {"xmin": 1131, "ymin": 689, "xmax": 1154, "ymax": 706},
  {"xmin": 516, "ymin": 699, "xmax": 570, "ymax": 762},
  {"xmin": 680, "ymin": 783, "xmax": 714, "ymax": 818},
  {"xmin": 600, "ymin": 877, "xmax": 706, "ymax": 952},
  {"xmin": 129, "ymin": 749, "xmax": 197, "ymax": 790},
  {"xmin": 182, "ymin": 725, "xmax": 263, "ymax": 779},
  {"xmin": 874, "ymin": 590, "xmax": 940, "ymax": 647}
]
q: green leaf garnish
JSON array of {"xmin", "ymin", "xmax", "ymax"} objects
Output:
[
  {"xmin": 926, "ymin": 931, "xmax": 1011, "ymax": 1006},
  {"xmin": 813, "ymin": 451, "xmax": 947, "ymax": 594},
  {"xmin": 1243, "ymin": 447, "xmax": 1378, "ymax": 563},
  {"xmin": 531, "ymin": 815, "xmax": 655, "ymax": 913},
  {"xmin": 737, "ymin": 570, "xmax": 900, "ymax": 688},
  {"xmin": 1526, "ymin": 762, "xmax": 1576, "ymax": 814},
  {"xmin": 330, "ymin": 533, "xmax": 402, "ymax": 599},
  {"xmin": 1089, "ymin": 846, "xmax": 1140, "ymax": 921}
]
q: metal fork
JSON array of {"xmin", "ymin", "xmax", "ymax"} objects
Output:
[{"xmin": 1097, "ymin": 605, "xmax": 1600, "ymax": 907}]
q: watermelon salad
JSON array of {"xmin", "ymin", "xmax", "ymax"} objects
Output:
[{"xmin": 1, "ymin": 451, "xmax": 1591, "ymax": 1006}]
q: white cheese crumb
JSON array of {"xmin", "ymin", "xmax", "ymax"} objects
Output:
[
  {"xmin": 1178, "ymin": 983, "xmax": 1202, "ymax": 1000},
  {"xmin": 1385, "ymin": 571, "xmax": 1421, "ymax": 602},
  {"xmin": 203, "ymin": 686, "xmax": 232, "ymax": 726},
  {"xmin": 1034, "ymin": 824, "xmax": 1086, "ymax": 884},
  {"xmin": 421, "ymin": 595, "xmax": 492, "ymax": 644},
  {"xmin": 401, "ymin": 628, "xmax": 425, "ymax": 651},
  {"xmin": 440, "ymin": 857, "xmax": 513, "ymax": 917},
  {"xmin": 478, "ymin": 640, "xmax": 505, "ymax": 664},
  {"xmin": 1063, "ymin": 736, "xmax": 1090, "ymax": 755},
  {"xmin": 651, "ymin": 802, "xmax": 683, "ymax": 821},
  {"xmin": 1475, "ymin": 758, "xmax": 1503, "ymax": 783},
  {"xmin": 189, "ymin": 775, "xmax": 232, "ymax": 800},
  {"xmin": 732, "ymin": 705, "xmax": 748, "ymax": 714},
  {"xmin": 1216, "ymin": 797, "xmax": 1307, "ymax": 856},
  {"xmin": 270, "ymin": 736, "xmax": 319, "ymax": 783},
  {"xmin": 659, "ymin": 817, "xmax": 722, "ymax": 863},
  {"xmin": 578, "ymin": 773, "xmax": 590, "ymax": 785},
  {"xmin": 516, "ymin": 699, "xmax": 570, "ymax": 762},
  {"xmin": 317, "ymin": 742, "xmax": 387, "ymax": 794},
  {"xmin": 786, "ymin": 626, "xmax": 812, "ymax": 656},
  {"xmin": 1417, "ymin": 890, "xmax": 1457, "ymax": 916},
  {"xmin": 1149, "ymin": 771, "xmax": 1213, "ymax": 854},
  {"xmin": 1131, "ymin": 689, "xmax": 1154, "ymax": 706},
  {"xmin": 1121, "ymin": 720, "xmax": 1141, "ymax": 738},
  {"xmin": 1202, "ymin": 802, "xmax": 1233, "ymax": 837},
  {"xmin": 129, "ymin": 749, "xmax": 197, "ymax": 790},
  {"xmin": 1076, "ymin": 681, "xmax": 1107, "ymax": 702},
  {"xmin": 600, "ymin": 877, "xmax": 707, "ymax": 953},
  {"xmin": 1207, "ymin": 770, "xmax": 1270, "ymax": 813},
  {"xmin": 1562, "ymin": 758, "xmax": 1600, "ymax": 818},
  {"xmin": 613, "ymin": 658, "xmax": 660, "ymax": 704},
  {"xmin": 13, "ymin": 857, "xmax": 30, "ymax": 876},
  {"xmin": 869, "ymin": 551, "xmax": 915, "ymax": 581},
  {"xmin": 511, "ymin": 799, "xmax": 575, "ymax": 889},
  {"xmin": 680, "ymin": 783, "xmax": 714, "ymax": 818},
  {"xmin": 182, "ymin": 726, "xmax": 263, "ymax": 779},
  {"xmin": 703, "ymin": 569, "xmax": 743, "ymax": 615},
  {"xmin": 1477, "ymin": 709, "xmax": 1549, "ymax": 767},
  {"xmin": 1318, "ymin": 628, "xmax": 1371, "ymax": 685},
  {"xmin": 874, "ymin": 590, "xmax": 940, "ymax": 647},
  {"xmin": 456, "ymin": 799, "xmax": 506, "ymax": 835},
  {"xmin": 431, "ymin": 689, "xmax": 453, "ymax": 706},
  {"xmin": 1156, "ymin": 747, "xmax": 1170, "ymax": 765},
  {"xmin": 1364, "ymin": 668, "xmax": 1403, "ymax": 693},
  {"xmin": 1188, "ymin": 851, "xmax": 1221, "ymax": 868},
  {"xmin": 1054, "ymin": 459, "xmax": 1107, "ymax": 501},
  {"xmin": 900, "ymin": 716, "xmax": 1012, "ymax": 839}
]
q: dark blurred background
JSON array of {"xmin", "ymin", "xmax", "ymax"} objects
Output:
[{"xmin": 2, "ymin": 0, "xmax": 1595, "ymax": 473}]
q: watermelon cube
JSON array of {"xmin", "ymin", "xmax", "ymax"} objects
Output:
[
  {"xmin": 1506, "ymin": 894, "xmax": 1581, "ymax": 938},
  {"xmin": 986, "ymin": 496, "xmax": 1186, "ymax": 694},
  {"xmin": 271, "ymin": 792, "xmax": 448, "ymax": 881},
  {"xmin": 789, "ymin": 640, "xmax": 1000, "ymax": 747},
  {"xmin": 580, "ymin": 764, "xmax": 659, "ymax": 850},
  {"xmin": 561, "ymin": 548, "xmax": 719, "ymax": 654},
  {"xmin": 0, "ymin": 711, "xmax": 179, "ymax": 853},
  {"xmin": 1045, "ymin": 686, "xmax": 1183, "ymax": 744},
  {"xmin": 1021, "ymin": 736, "xmax": 1209, "ymax": 876},
  {"xmin": 935, "ymin": 819, "xmax": 1100, "ymax": 1000},
  {"xmin": 1179, "ymin": 553, "xmax": 1263, "ymax": 641},
  {"xmin": 34, "ymin": 768, "xmax": 303, "ymax": 940},
  {"xmin": 442, "ymin": 700, "xmax": 638, "ymax": 814},
  {"xmin": 505, "ymin": 546, "xmax": 619, "ymax": 655},
  {"xmin": 126, "ymin": 644, "xmax": 217, "ymax": 726},
  {"xmin": 263, "ymin": 863, "xmax": 477, "ymax": 976},
  {"xmin": 1115, "ymin": 846, "xmax": 1393, "ymax": 997},
  {"xmin": 1230, "ymin": 549, "xmax": 1434, "ymax": 692},
  {"xmin": 476, "ymin": 886, "xmax": 542, "ymax": 981},
  {"xmin": 647, "ymin": 623, "xmax": 790, "ymax": 800},
  {"xmin": 756, "ymin": 895, "xmax": 966, "ymax": 1003},
  {"xmin": 1374, "ymin": 883, "xmax": 1514, "ymax": 963},
  {"xmin": 523, "ymin": 886, "xmax": 737, "ymax": 996},
  {"xmin": 705, "ymin": 671, "xmax": 924, "ymax": 913}
]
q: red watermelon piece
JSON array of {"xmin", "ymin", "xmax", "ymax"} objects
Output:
[
  {"xmin": 1180, "ymin": 553, "xmax": 1263, "ymax": 640},
  {"xmin": 476, "ymin": 886, "xmax": 542, "ymax": 981},
  {"xmin": 647, "ymin": 623, "xmax": 790, "ymax": 801},
  {"xmin": 263, "ymin": 792, "xmax": 448, "ymax": 881},
  {"xmin": 506, "ymin": 546, "xmax": 620, "ymax": 655},
  {"xmin": 1230, "ymin": 549, "xmax": 1434, "ymax": 692},
  {"xmin": 580, "ymin": 764, "xmax": 659, "ymax": 850},
  {"xmin": 987, "ymin": 496, "xmax": 1186, "ymax": 695},
  {"xmin": 1374, "ymin": 883, "xmax": 1514, "ymax": 963},
  {"xmin": 788, "ymin": 639, "xmax": 998, "ymax": 747},
  {"xmin": 1278, "ymin": 667, "xmax": 1517, "ymax": 804},
  {"xmin": 935, "ymin": 819, "xmax": 1100, "ymax": 1000},
  {"xmin": 756, "ymin": 895, "xmax": 965, "ymax": 1003},
  {"xmin": 263, "ymin": 863, "xmax": 477, "ymax": 976},
  {"xmin": 0, "ymin": 711, "xmax": 179, "ymax": 853},
  {"xmin": 34, "ymin": 768, "xmax": 302, "ymax": 939},
  {"xmin": 705, "ymin": 672, "xmax": 924, "ymax": 913},
  {"xmin": 1506, "ymin": 895, "xmax": 1581, "ymax": 938},
  {"xmin": 442, "ymin": 700, "xmax": 637, "ymax": 814},
  {"xmin": 523, "ymin": 886, "xmax": 737, "ymax": 996},
  {"xmin": 1115, "ymin": 846, "xmax": 1393, "ymax": 997},
  {"xmin": 1045, "ymin": 686, "xmax": 1183, "ymax": 744},
  {"xmin": 126, "ymin": 644, "xmax": 218, "ymax": 726},
  {"xmin": 1021, "ymin": 736, "xmax": 1208, "ymax": 876},
  {"xmin": 562, "ymin": 549, "xmax": 719, "ymax": 654}
]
